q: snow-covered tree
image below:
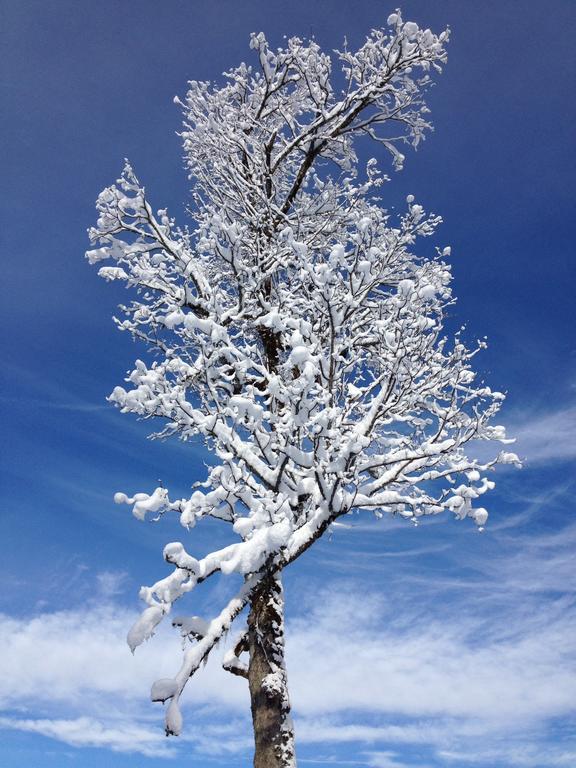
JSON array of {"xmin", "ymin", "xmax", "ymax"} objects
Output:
[{"xmin": 87, "ymin": 12, "xmax": 518, "ymax": 767}]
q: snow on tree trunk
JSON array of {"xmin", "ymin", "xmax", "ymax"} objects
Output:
[{"xmin": 248, "ymin": 574, "xmax": 295, "ymax": 768}]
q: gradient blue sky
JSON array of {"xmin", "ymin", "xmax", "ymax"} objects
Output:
[{"xmin": 1, "ymin": 1, "xmax": 575, "ymax": 766}]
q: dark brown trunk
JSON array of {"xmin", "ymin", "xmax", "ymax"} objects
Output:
[{"xmin": 247, "ymin": 572, "xmax": 296, "ymax": 767}]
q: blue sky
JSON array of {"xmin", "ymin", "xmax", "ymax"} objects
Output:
[{"xmin": 1, "ymin": 1, "xmax": 575, "ymax": 766}]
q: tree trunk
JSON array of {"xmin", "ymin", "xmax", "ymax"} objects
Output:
[{"xmin": 247, "ymin": 572, "xmax": 296, "ymax": 767}]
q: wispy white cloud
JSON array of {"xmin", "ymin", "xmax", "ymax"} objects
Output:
[
  {"xmin": 506, "ymin": 404, "xmax": 576, "ymax": 465},
  {"xmin": 96, "ymin": 570, "xmax": 129, "ymax": 599},
  {"xmin": 482, "ymin": 522, "xmax": 576, "ymax": 595},
  {"xmin": 0, "ymin": 597, "xmax": 249, "ymax": 758},
  {"xmin": 0, "ymin": 602, "xmax": 246, "ymax": 713},
  {"xmin": 364, "ymin": 752, "xmax": 417, "ymax": 768},
  {"xmin": 0, "ymin": 394, "xmax": 110, "ymax": 413},
  {"xmin": 296, "ymin": 720, "xmax": 440, "ymax": 746},
  {"xmin": 438, "ymin": 743, "xmax": 576, "ymax": 767},
  {"xmin": 0, "ymin": 716, "xmax": 176, "ymax": 758},
  {"xmin": 287, "ymin": 589, "xmax": 575, "ymax": 721}
]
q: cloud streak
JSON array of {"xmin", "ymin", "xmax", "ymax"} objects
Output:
[
  {"xmin": 507, "ymin": 404, "xmax": 576, "ymax": 465},
  {"xmin": 0, "ymin": 716, "xmax": 177, "ymax": 758}
]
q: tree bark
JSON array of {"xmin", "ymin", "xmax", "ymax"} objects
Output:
[{"xmin": 248, "ymin": 572, "xmax": 296, "ymax": 767}]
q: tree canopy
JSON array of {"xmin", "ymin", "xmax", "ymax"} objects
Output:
[{"xmin": 87, "ymin": 11, "xmax": 518, "ymax": 764}]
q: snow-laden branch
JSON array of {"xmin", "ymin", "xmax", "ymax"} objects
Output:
[{"xmin": 152, "ymin": 573, "xmax": 259, "ymax": 735}]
